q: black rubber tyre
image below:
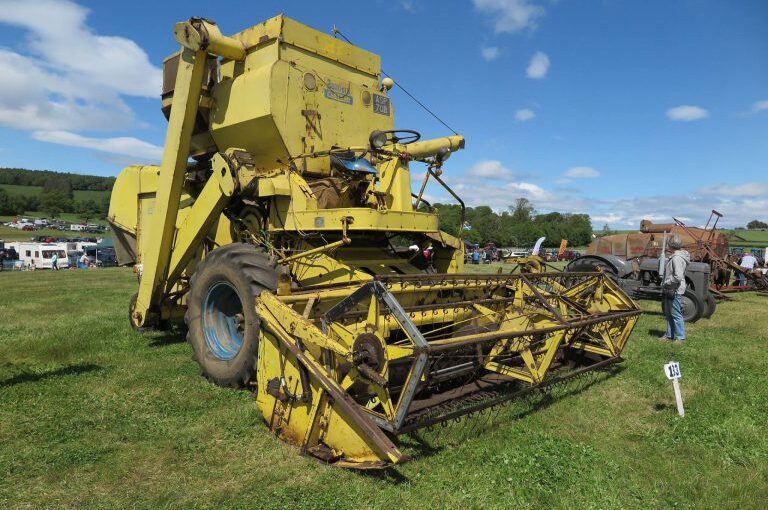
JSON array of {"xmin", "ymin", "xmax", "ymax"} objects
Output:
[
  {"xmin": 679, "ymin": 289, "xmax": 703, "ymax": 323},
  {"xmin": 185, "ymin": 243, "xmax": 277, "ymax": 388},
  {"xmin": 566, "ymin": 257, "xmax": 616, "ymax": 275},
  {"xmin": 702, "ymin": 291, "xmax": 717, "ymax": 319},
  {"xmin": 661, "ymin": 289, "xmax": 703, "ymax": 323},
  {"xmin": 565, "ymin": 257, "xmax": 621, "ymax": 287}
]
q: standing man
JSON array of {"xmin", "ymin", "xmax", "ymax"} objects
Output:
[
  {"xmin": 737, "ymin": 251, "xmax": 758, "ymax": 286},
  {"xmin": 51, "ymin": 252, "xmax": 59, "ymax": 271},
  {"xmin": 660, "ymin": 234, "xmax": 690, "ymax": 342}
]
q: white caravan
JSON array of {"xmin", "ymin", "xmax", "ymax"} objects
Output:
[{"xmin": 7, "ymin": 242, "xmax": 70, "ymax": 269}]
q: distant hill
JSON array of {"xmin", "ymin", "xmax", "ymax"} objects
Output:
[
  {"xmin": 0, "ymin": 183, "xmax": 110, "ymax": 202},
  {"xmin": 0, "ymin": 167, "xmax": 114, "ymax": 191},
  {"xmin": 0, "ymin": 168, "xmax": 113, "ymax": 218}
]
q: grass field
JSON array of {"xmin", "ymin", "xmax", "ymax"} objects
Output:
[
  {"xmin": 1, "ymin": 267, "xmax": 766, "ymax": 509},
  {"xmin": 0, "ymin": 184, "xmax": 109, "ymax": 202}
]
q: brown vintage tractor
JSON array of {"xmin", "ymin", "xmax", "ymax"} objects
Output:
[{"xmin": 574, "ymin": 211, "xmax": 767, "ymax": 322}]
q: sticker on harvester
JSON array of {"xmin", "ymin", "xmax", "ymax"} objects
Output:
[
  {"xmin": 664, "ymin": 361, "xmax": 681, "ymax": 380},
  {"xmin": 324, "ymin": 80, "xmax": 353, "ymax": 105},
  {"xmin": 372, "ymin": 94, "xmax": 390, "ymax": 115}
]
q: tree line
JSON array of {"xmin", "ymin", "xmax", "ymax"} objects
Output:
[
  {"xmin": 431, "ymin": 198, "xmax": 593, "ymax": 248},
  {"xmin": 0, "ymin": 169, "xmax": 112, "ymax": 220},
  {"xmin": 0, "ymin": 167, "xmax": 115, "ymax": 191}
]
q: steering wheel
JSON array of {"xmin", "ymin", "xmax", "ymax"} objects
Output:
[{"xmin": 386, "ymin": 129, "xmax": 421, "ymax": 145}]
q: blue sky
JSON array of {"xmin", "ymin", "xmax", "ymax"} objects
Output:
[{"xmin": 0, "ymin": 0, "xmax": 766, "ymax": 228}]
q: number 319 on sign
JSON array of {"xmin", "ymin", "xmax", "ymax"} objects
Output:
[{"xmin": 664, "ymin": 361, "xmax": 681, "ymax": 380}]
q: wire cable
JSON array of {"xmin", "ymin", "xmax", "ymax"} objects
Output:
[{"xmin": 332, "ymin": 26, "xmax": 459, "ymax": 135}]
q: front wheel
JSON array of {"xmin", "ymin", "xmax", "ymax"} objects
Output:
[{"xmin": 185, "ymin": 244, "xmax": 277, "ymax": 388}]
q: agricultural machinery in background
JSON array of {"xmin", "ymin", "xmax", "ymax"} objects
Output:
[{"xmin": 569, "ymin": 210, "xmax": 767, "ymax": 322}]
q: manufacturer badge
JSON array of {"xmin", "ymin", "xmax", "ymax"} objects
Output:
[{"xmin": 324, "ymin": 80, "xmax": 353, "ymax": 105}]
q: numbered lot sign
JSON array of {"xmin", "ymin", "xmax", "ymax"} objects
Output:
[
  {"xmin": 664, "ymin": 361, "xmax": 681, "ymax": 380},
  {"xmin": 664, "ymin": 361, "xmax": 685, "ymax": 416}
]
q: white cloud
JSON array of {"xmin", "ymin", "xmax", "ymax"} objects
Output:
[
  {"xmin": 32, "ymin": 130, "xmax": 163, "ymax": 162},
  {"xmin": 564, "ymin": 166, "xmax": 600, "ymax": 178},
  {"xmin": 0, "ymin": 0, "xmax": 161, "ymax": 140},
  {"xmin": 592, "ymin": 213, "xmax": 624, "ymax": 225},
  {"xmin": 473, "ymin": 0, "xmax": 545, "ymax": 33},
  {"xmin": 587, "ymin": 193, "xmax": 768, "ymax": 229},
  {"xmin": 507, "ymin": 181, "xmax": 549, "ymax": 200},
  {"xmin": 0, "ymin": 0, "xmax": 160, "ymax": 98},
  {"xmin": 429, "ymin": 169, "xmax": 768, "ymax": 229},
  {"xmin": 526, "ymin": 51, "xmax": 549, "ymax": 79},
  {"xmin": 751, "ymin": 100, "xmax": 768, "ymax": 114},
  {"xmin": 399, "ymin": 0, "xmax": 416, "ymax": 13},
  {"xmin": 481, "ymin": 46, "xmax": 500, "ymax": 61},
  {"xmin": 515, "ymin": 109, "xmax": 535, "ymax": 121},
  {"xmin": 698, "ymin": 182, "xmax": 768, "ymax": 198},
  {"xmin": 666, "ymin": 105, "xmax": 709, "ymax": 121},
  {"xmin": 467, "ymin": 160, "xmax": 516, "ymax": 179}
]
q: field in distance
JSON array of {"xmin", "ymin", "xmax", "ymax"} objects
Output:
[{"xmin": 0, "ymin": 183, "xmax": 109, "ymax": 202}]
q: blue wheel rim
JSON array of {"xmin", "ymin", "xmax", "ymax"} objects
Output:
[{"xmin": 202, "ymin": 281, "xmax": 245, "ymax": 361}]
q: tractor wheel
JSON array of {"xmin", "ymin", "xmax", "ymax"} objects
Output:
[
  {"xmin": 679, "ymin": 289, "xmax": 703, "ymax": 323},
  {"xmin": 566, "ymin": 257, "xmax": 620, "ymax": 285},
  {"xmin": 702, "ymin": 292, "xmax": 717, "ymax": 319},
  {"xmin": 185, "ymin": 243, "xmax": 277, "ymax": 388},
  {"xmin": 567, "ymin": 257, "xmax": 615, "ymax": 275},
  {"xmin": 661, "ymin": 289, "xmax": 703, "ymax": 323}
]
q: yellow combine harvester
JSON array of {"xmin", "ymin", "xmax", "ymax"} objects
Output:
[{"xmin": 108, "ymin": 15, "xmax": 641, "ymax": 468}]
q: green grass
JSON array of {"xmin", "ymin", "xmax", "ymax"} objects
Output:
[
  {"xmin": 725, "ymin": 229, "xmax": 768, "ymax": 249},
  {"xmin": 0, "ymin": 184, "xmax": 109, "ymax": 202},
  {"xmin": 0, "ymin": 268, "xmax": 766, "ymax": 509},
  {"xmin": 724, "ymin": 229, "xmax": 768, "ymax": 241},
  {"xmin": 0, "ymin": 184, "xmax": 43, "ymax": 197}
]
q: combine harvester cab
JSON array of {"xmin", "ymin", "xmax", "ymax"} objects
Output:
[{"xmin": 108, "ymin": 16, "xmax": 641, "ymax": 468}]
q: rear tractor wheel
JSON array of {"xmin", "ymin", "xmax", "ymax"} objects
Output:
[
  {"xmin": 661, "ymin": 289, "xmax": 704, "ymax": 323},
  {"xmin": 185, "ymin": 243, "xmax": 277, "ymax": 388},
  {"xmin": 679, "ymin": 289, "xmax": 703, "ymax": 323}
]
